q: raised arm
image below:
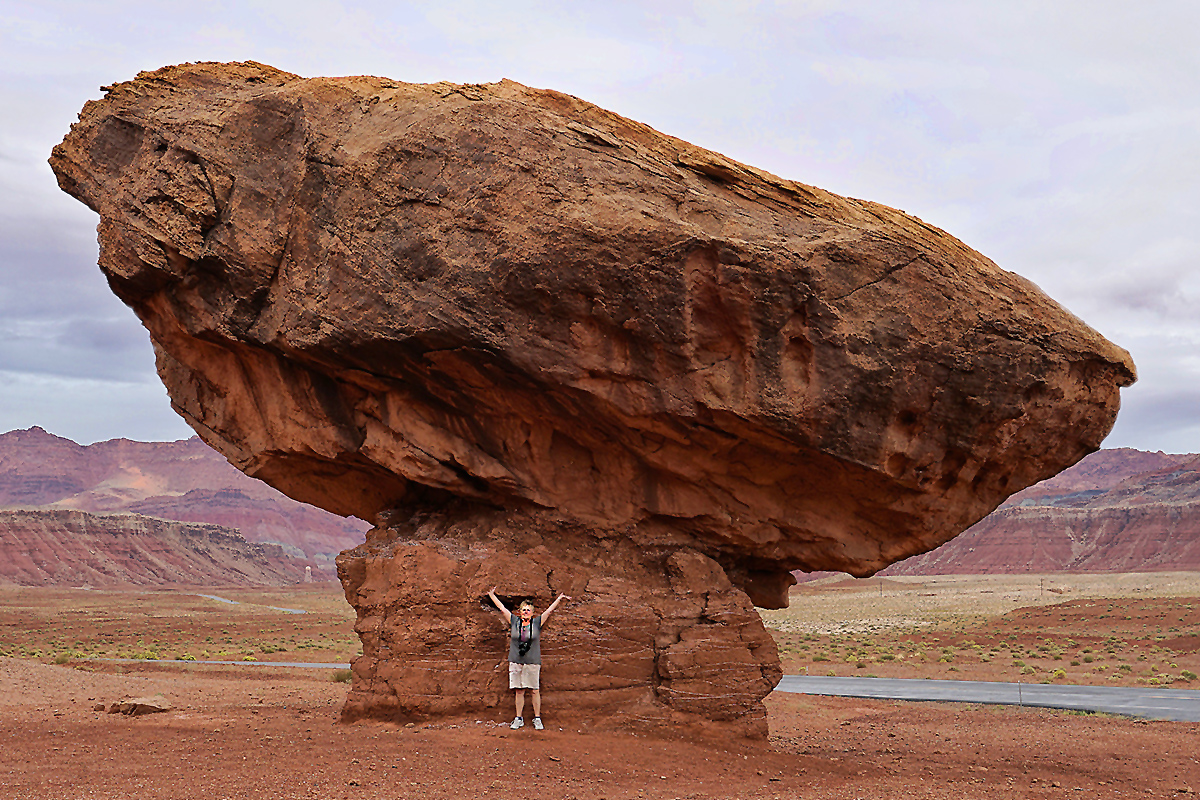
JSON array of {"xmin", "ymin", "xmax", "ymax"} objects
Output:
[
  {"xmin": 487, "ymin": 587, "xmax": 512, "ymax": 624},
  {"xmin": 540, "ymin": 593, "xmax": 571, "ymax": 626}
]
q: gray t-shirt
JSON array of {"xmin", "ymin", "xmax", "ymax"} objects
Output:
[{"xmin": 508, "ymin": 616, "xmax": 541, "ymax": 665}]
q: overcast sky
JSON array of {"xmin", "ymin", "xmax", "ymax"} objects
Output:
[{"xmin": 1, "ymin": 1, "xmax": 1197, "ymax": 452}]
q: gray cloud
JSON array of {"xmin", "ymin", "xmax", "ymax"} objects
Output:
[{"xmin": 1105, "ymin": 389, "xmax": 1200, "ymax": 455}]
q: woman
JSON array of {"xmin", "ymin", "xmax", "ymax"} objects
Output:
[{"xmin": 487, "ymin": 587, "xmax": 570, "ymax": 730}]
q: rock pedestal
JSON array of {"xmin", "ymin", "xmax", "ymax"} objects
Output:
[{"xmin": 337, "ymin": 505, "xmax": 780, "ymax": 737}]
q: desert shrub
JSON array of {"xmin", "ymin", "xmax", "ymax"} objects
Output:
[
  {"xmin": 1070, "ymin": 661, "xmax": 1081, "ymax": 667},
  {"xmin": 118, "ymin": 648, "xmax": 160, "ymax": 660},
  {"xmin": 812, "ymin": 655, "xmax": 829, "ymax": 663},
  {"xmin": 1021, "ymin": 666, "xmax": 1036, "ymax": 675},
  {"xmin": 1051, "ymin": 669, "xmax": 1067, "ymax": 680},
  {"xmin": 1119, "ymin": 664, "xmax": 1132, "ymax": 672},
  {"xmin": 1013, "ymin": 660, "xmax": 1025, "ymax": 667},
  {"xmin": 1181, "ymin": 671, "xmax": 1197, "ymax": 681},
  {"xmin": 332, "ymin": 669, "xmax": 352, "ymax": 683}
]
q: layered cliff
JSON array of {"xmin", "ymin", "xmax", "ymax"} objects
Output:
[
  {"xmin": 0, "ymin": 508, "xmax": 310, "ymax": 586},
  {"xmin": 885, "ymin": 450, "xmax": 1200, "ymax": 574},
  {"xmin": 0, "ymin": 426, "xmax": 368, "ymax": 568}
]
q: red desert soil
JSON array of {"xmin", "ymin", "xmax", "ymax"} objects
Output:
[
  {"xmin": 3, "ymin": 579, "xmax": 1199, "ymax": 798},
  {"xmin": 1, "ymin": 657, "xmax": 1197, "ymax": 800}
]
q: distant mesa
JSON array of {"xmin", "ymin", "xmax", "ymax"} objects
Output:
[
  {"xmin": 883, "ymin": 448, "xmax": 1200, "ymax": 575},
  {"xmin": 50, "ymin": 62, "xmax": 1134, "ymax": 736},
  {"xmin": 0, "ymin": 508, "xmax": 309, "ymax": 587},
  {"xmin": 0, "ymin": 425, "xmax": 368, "ymax": 575}
]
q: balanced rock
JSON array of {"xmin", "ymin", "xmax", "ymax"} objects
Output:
[{"xmin": 51, "ymin": 61, "xmax": 1134, "ymax": 736}]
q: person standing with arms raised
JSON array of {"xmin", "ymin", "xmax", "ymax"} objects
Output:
[{"xmin": 487, "ymin": 587, "xmax": 570, "ymax": 730}]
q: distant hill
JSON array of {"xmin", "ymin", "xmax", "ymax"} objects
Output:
[
  {"xmin": 881, "ymin": 448, "xmax": 1200, "ymax": 575},
  {"xmin": 8, "ymin": 428, "xmax": 1197, "ymax": 580},
  {"xmin": 0, "ymin": 427, "xmax": 369, "ymax": 575},
  {"xmin": 0, "ymin": 508, "xmax": 313, "ymax": 587}
]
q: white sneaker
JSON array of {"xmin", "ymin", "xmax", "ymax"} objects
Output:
[
  {"xmin": 532, "ymin": 717, "xmax": 544, "ymax": 731},
  {"xmin": 510, "ymin": 716, "xmax": 524, "ymax": 729}
]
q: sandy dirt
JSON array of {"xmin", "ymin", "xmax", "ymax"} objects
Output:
[
  {"xmin": 1, "ymin": 576, "xmax": 1199, "ymax": 798},
  {"xmin": 0, "ymin": 583, "xmax": 359, "ymax": 664},
  {"xmin": 1, "ymin": 657, "xmax": 1197, "ymax": 799}
]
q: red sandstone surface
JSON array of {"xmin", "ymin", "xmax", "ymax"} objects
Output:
[{"xmin": 49, "ymin": 62, "xmax": 1135, "ymax": 578}]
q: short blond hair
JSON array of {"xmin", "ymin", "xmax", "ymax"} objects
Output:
[{"xmin": 518, "ymin": 600, "xmax": 535, "ymax": 612}]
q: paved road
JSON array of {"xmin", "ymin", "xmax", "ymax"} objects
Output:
[{"xmin": 775, "ymin": 676, "xmax": 1200, "ymax": 721}]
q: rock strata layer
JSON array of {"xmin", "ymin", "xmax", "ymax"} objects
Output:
[
  {"xmin": 0, "ymin": 508, "xmax": 310, "ymax": 586},
  {"xmin": 884, "ymin": 450, "xmax": 1200, "ymax": 575},
  {"xmin": 51, "ymin": 61, "xmax": 1135, "ymax": 735},
  {"xmin": 0, "ymin": 426, "xmax": 368, "ymax": 570}
]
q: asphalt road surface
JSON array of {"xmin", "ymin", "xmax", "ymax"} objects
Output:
[{"xmin": 775, "ymin": 676, "xmax": 1200, "ymax": 722}]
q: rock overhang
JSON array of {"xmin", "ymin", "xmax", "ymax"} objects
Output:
[{"xmin": 49, "ymin": 59, "xmax": 1136, "ymax": 735}]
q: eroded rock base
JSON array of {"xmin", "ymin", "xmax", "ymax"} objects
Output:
[{"xmin": 335, "ymin": 505, "xmax": 781, "ymax": 738}]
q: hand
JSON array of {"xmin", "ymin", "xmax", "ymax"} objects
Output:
[{"xmin": 558, "ymin": 593, "xmax": 572, "ymax": 601}]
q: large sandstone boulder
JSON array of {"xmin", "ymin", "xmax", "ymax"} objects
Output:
[{"xmin": 50, "ymin": 61, "xmax": 1134, "ymax": 736}]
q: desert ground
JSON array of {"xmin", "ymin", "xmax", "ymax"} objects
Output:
[
  {"xmin": 1, "ymin": 574, "xmax": 1198, "ymax": 799},
  {"xmin": 764, "ymin": 572, "xmax": 1200, "ymax": 687}
]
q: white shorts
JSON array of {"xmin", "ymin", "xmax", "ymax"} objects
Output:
[{"xmin": 509, "ymin": 662, "xmax": 541, "ymax": 689}]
